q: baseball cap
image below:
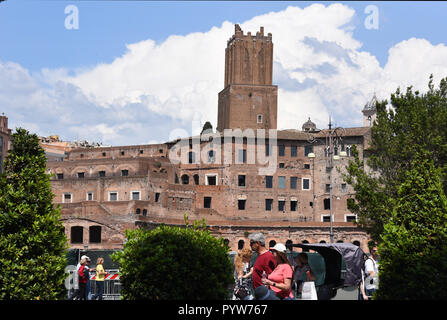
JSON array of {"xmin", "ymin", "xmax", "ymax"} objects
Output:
[{"xmin": 271, "ymin": 243, "xmax": 287, "ymax": 253}]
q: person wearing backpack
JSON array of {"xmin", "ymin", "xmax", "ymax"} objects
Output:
[
  {"xmin": 78, "ymin": 258, "xmax": 89, "ymax": 300},
  {"xmin": 360, "ymin": 246, "xmax": 379, "ymax": 300}
]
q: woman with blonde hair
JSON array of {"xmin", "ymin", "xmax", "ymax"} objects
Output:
[
  {"xmin": 234, "ymin": 248, "xmax": 253, "ymax": 280},
  {"xmin": 92, "ymin": 257, "xmax": 107, "ymax": 300}
]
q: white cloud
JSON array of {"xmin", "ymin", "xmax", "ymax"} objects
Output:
[{"xmin": 2, "ymin": 3, "xmax": 447, "ymax": 145}]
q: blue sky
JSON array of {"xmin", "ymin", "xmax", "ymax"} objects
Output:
[{"xmin": 1, "ymin": 1, "xmax": 447, "ymax": 145}]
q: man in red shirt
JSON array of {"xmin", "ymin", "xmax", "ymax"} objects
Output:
[{"xmin": 249, "ymin": 232, "xmax": 277, "ymax": 289}]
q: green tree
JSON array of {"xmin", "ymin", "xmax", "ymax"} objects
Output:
[
  {"xmin": 376, "ymin": 154, "xmax": 447, "ymax": 299},
  {"xmin": 344, "ymin": 76, "xmax": 447, "ymax": 243},
  {"xmin": 111, "ymin": 216, "xmax": 234, "ymax": 300},
  {"xmin": 0, "ymin": 128, "xmax": 68, "ymax": 300}
]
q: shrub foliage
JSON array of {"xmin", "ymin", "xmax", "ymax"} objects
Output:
[
  {"xmin": 376, "ymin": 155, "xmax": 447, "ymax": 299},
  {"xmin": 112, "ymin": 217, "xmax": 234, "ymax": 300},
  {"xmin": 0, "ymin": 128, "xmax": 68, "ymax": 299}
]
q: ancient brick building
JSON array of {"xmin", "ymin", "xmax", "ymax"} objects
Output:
[
  {"xmin": 43, "ymin": 25, "xmax": 376, "ymax": 253},
  {"xmin": 0, "ymin": 114, "xmax": 11, "ymax": 173}
]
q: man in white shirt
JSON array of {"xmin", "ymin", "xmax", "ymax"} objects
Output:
[{"xmin": 360, "ymin": 246, "xmax": 379, "ymax": 300}]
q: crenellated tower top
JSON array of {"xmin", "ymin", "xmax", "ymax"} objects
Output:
[{"xmin": 224, "ymin": 24, "xmax": 274, "ymax": 87}]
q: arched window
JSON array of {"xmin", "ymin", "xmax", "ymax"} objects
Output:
[
  {"xmin": 208, "ymin": 150, "xmax": 215, "ymax": 163},
  {"xmin": 352, "ymin": 240, "xmax": 360, "ymax": 247},
  {"xmin": 319, "ymin": 240, "xmax": 327, "ymax": 244},
  {"xmin": 223, "ymin": 239, "xmax": 230, "ymax": 247},
  {"xmin": 336, "ymin": 240, "xmax": 344, "ymax": 243},
  {"xmin": 285, "ymin": 240, "xmax": 293, "ymax": 251},
  {"xmin": 136, "ymin": 208, "xmax": 141, "ymax": 214},
  {"xmin": 142, "ymin": 209, "xmax": 147, "ymax": 217},
  {"xmin": 269, "ymin": 240, "xmax": 277, "ymax": 249},
  {"xmin": 193, "ymin": 174, "xmax": 199, "ymax": 185},
  {"xmin": 71, "ymin": 226, "xmax": 83, "ymax": 244},
  {"xmin": 89, "ymin": 226, "xmax": 101, "ymax": 243},
  {"xmin": 181, "ymin": 174, "xmax": 189, "ymax": 185},
  {"xmin": 238, "ymin": 240, "xmax": 245, "ymax": 250},
  {"xmin": 301, "ymin": 240, "xmax": 309, "ymax": 252}
]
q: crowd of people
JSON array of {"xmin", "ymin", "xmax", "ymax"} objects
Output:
[{"xmin": 232, "ymin": 232, "xmax": 379, "ymax": 300}]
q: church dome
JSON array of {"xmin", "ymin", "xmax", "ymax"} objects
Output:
[{"xmin": 302, "ymin": 117, "xmax": 317, "ymax": 132}]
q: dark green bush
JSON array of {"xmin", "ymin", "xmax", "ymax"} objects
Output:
[{"xmin": 112, "ymin": 218, "xmax": 234, "ymax": 300}]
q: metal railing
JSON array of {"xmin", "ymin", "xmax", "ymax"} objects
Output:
[{"xmin": 90, "ymin": 269, "xmax": 122, "ymax": 300}]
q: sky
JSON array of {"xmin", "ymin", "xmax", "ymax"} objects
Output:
[{"xmin": 1, "ymin": 1, "xmax": 447, "ymax": 146}]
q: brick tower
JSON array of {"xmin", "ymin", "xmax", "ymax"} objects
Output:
[{"xmin": 217, "ymin": 25, "xmax": 278, "ymax": 131}]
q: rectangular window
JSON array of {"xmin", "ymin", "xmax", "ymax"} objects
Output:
[
  {"xmin": 291, "ymin": 200, "xmax": 297, "ymax": 212},
  {"xmin": 304, "ymin": 164, "xmax": 311, "ymax": 169},
  {"xmin": 57, "ymin": 173, "xmax": 64, "ymax": 180},
  {"xmin": 322, "ymin": 215, "xmax": 331, "ymax": 222},
  {"xmin": 204, "ymin": 197, "xmax": 212, "ymax": 209},
  {"xmin": 278, "ymin": 176, "xmax": 286, "ymax": 189},
  {"xmin": 109, "ymin": 192, "xmax": 118, "ymax": 201},
  {"xmin": 206, "ymin": 175, "xmax": 217, "ymax": 186},
  {"xmin": 302, "ymin": 178, "xmax": 310, "ymax": 190},
  {"xmin": 290, "ymin": 177, "xmax": 298, "ymax": 189},
  {"xmin": 324, "ymin": 198, "xmax": 331, "ymax": 210},
  {"xmin": 188, "ymin": 151, "xmax": 195, "ymax": 164},
  {"xmin": 121, "ymin": 169, "xmax": 129, "ymax": 176},
  {"xmin": 341, "ymin": 183, "xmax": 347, "ymax": 192},
  {"xmin": 279, "ymin": 163, "xmax": 285, "ymax": 168},
  {"xmin": 87, "ymin": 192, "xmax": 93, "ymax": 201},
  {"xmin": 98, "ymin": 171, "xmax": 106, "ymax": 177},
  {"xmin": 266, "ymin": 176, "xmax": 273, "ymax": 188},
  {"xmin": 265, "ymin": 143, "xmax": 272, "ymax": 156},
  {"xmin": 257, "ymin": 114, "xmax": 263, "ymax": 123},
  {"xmin": 238, "ymin": 199, "xmax": 246, "ymax": 210},
  {"xmin": 278, "ymin": 145, "xmax": 285, "ymax": 157},
  {"xmin": 326, "ymin": 184, "xmax": 331, "ymax": 193},
  {"xmin": 265, "ymin": 199, "xmax": 273, "ymax": 211},
  {"xmin": 238, "ymin": 175, "xmax": 246, "ymax": 187},
  {"xmin": 291, "ymin": 145, "xmax": 297, "ymax": 157},
  {"xmin": 77, "ymin": 172, "xmax": 85, "ymax": 179},
  {"xmin": 238, "ymin": 149, "xmax": 247, "ymax": 163},
  {"xmin": 278, "ymin": 200, "xmax": 286, "ymax": 212},
  {"xmin": 346, "ymin": 215, "xmax": 357, "ymax": 222},
  {"xmin": 304, "ymin": 145, "xmax": 313, "ymax": 157},
  {"xmin": 132, "ymin": 191, "xmax": 141, "ymax": 201},
  {"xmin": 63, "ymin": 193, "xmax": 72, "ymax": 203},
  {"xmin": 155, "ymin": 192, "xmax": 160, "ymax": 203}
]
